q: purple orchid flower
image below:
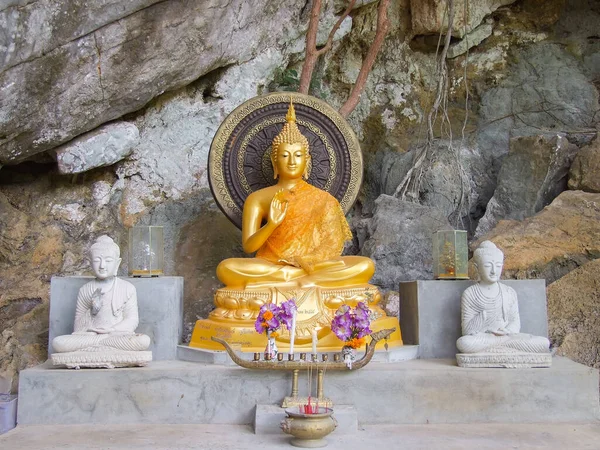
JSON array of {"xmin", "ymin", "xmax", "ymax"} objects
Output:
[{"xmin": 279, "ymin": 298, "xmax": 297, "ymax": 328}]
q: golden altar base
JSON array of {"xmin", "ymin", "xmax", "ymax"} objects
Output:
[{"xmin": 190, "ymin": 284, "xmax": 402, "ymax": 352}]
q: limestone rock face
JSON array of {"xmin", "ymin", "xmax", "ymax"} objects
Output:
[
  {"xmin": 0, "ymin": 167, "xmax": 123, "ymax": 393},
  {"xmin": 446, "ymin": 20, "xmax": 494, "ymax": 59},
  {"xmin": 363, "ymin": 142, "xmax": 493, "ymax": 230},
  {"xmin": 116, "ymin": 49, "xmax": 288, "ymax": 222},
  {"xmin": 174, "ymin": 205, "xmax": 244, "ymax": 340},
  {"xmin": 410, "ymin": 0, "xmax": 516, "ymax": 38},
  {"xmin": 477, "ymin": 43, "xmax": 599, "ymax": 161},
  {"xmin": 548, "ymin": 259, "xmax": 600, "ymax": 369},
  {"xmin": 476, "ymin": 134, "xmax": 578, "ymax": 237},
  {"xmin": 55, "ymin": 122, "xmax": 139, "ymax": 174},
  {"xmin": 568, "ymin": 136, "xmax": 600, "ymax": 193},
  {"xmin": 360, "ymin": 194, "xmax": 452, "ymax": 290},
  {"xmin": 0, "ymin": 0, "xmax": 311, "ymax": 164},
  {"xmin": 476, "ymin": 190, "xmax": 600, "ymax": 283},
  {"xmin": 0, "ymin": 0, "xmax": 163, "ymax": 72}
]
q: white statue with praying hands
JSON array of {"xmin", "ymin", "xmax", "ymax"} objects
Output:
[
  {"xmin": 456, "ymin": 241, "xmax": 552, "ymax": 368},
  {"xmin": 51, "ymin": 235, "xmax": 152, "ymax": 369}
]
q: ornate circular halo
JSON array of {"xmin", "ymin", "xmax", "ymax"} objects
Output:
[{"xmin": 209, "ymin": 92, "xmax": 363, "ymax": 229}]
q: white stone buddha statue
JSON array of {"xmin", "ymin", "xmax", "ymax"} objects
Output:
[
  {"xmin": 51, "ymin": 235, "xmax": 152, "ymax": 368},
  {"xmin": 456, "ymin": 241, "xmax": 551, "ymax": 368}
]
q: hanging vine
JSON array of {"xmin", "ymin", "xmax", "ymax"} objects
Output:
[
  {"xmin": 393, "ymin": 0, "xmax": 472, "ymax": 229},
  {"xmin": 299, "ymin": 0, "xmax": 391, "ymax": 118}
]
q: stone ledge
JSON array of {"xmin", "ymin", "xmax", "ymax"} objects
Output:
[{"xmin": 17, "ymin": 357, "xmax": 599, "ymax": 425}]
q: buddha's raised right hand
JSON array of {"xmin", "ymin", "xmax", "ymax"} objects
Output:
[{"xmin": 268, "ymin": 189, "xmax": 288, "ymax": 226}]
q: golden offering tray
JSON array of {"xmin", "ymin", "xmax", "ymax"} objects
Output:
[{"xmin": 211, "ymin": 328, "xmax": 394, "ymax": 407}]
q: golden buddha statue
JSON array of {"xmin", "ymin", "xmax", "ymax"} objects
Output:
[{"xmin": 190, "ymin": 101, "xmax": 402, "ymax": 351}]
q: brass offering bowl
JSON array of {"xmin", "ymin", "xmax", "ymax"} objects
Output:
[{"xmin": 280, "ymin": 407, "xmax": 337, "ymax": 448}]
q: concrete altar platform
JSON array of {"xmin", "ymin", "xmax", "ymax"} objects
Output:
[
  {"xmin": 49, "ymin": 276, "xmax": 184, "ymax": 360},
  {"xmin": 399, "ymin": 280, "xmax": 549, "ymax": 358},
  {"xmin": 17, "ymin": 357, "xmax": 599, "ymax": 426}
]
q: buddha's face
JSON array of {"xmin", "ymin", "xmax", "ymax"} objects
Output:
[
  {"xmin": 90, "ymin": 248, "xmax": 121, "ymax": 280},
  {"xmin": 476, "ymin": 252, "xmax": 504, "ymax": 283},
  {"xmin": 275, "ymin": 143, "xmax": 308, "ymax": 179}
]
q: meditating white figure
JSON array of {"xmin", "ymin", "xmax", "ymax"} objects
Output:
[
  {"xmin": 51, "ymin": 235, "xmax": 152, "ymax": 368},
  {"xmin": 456, "ymin": 241, "xmax": 550, "ymax": 355}
]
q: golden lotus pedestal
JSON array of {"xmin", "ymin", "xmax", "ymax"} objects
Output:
[{"xmin": 189, "ymin": 284, "xmax": 403, "ymax": 352}]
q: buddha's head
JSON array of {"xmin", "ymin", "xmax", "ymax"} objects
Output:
[
  {"xmin": 89, "ymin": 235, "xmax": 121, "ymax": 280},
  {"xmin": 271, "ymin": 100, "xmax": 311, "ymax": 180},
  {"xmin": 473, "ymin": 240, "xmax": 504, "ymax": 283}
]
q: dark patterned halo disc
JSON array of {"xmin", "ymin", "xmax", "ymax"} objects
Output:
[{"xmin": 208, "ymin": 92, "xmax": 363, "ymax": 229}]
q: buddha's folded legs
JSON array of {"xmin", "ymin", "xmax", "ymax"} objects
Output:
[
  {"xmin": 216, "ymin": 257, "xmax": 307, "ymax": 287},
  {"xmin": 216, "ymin": 256, "xmax": 376, "ymax": 288},
  {"xmin": 457, "ymin": 333, "xmax": 550, "ymax": 354},
  {"xmin": 502, "ymin": 334, "xmax": 550, "ymax": 353},
  {"xmin": 53, "ymin": 334, "xmax": 108, "ymax": 353},
  {"xmin": 299, "ymin": 256, "xmax": 375, "ymax": 288}
]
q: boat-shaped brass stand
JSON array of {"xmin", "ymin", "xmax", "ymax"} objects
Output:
[{"xmin": 211, "ymin": 328, "xmax": 395, "ymax": 407}]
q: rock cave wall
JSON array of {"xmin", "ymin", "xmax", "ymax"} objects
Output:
[{"xmin": 1, "ymin": 0, "xmax": 599, "ymax": 391}]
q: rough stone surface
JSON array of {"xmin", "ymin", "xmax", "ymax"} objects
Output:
[
  {"xmin": 476, "ymin": 134, "xmax": 579, "ymax": 237},
  {"xmin": 447, "ymin": 20, "xmax": 494, "ymax": 59},
  {"xmin": 17, "ymin": 357, "xmax": 600, "ymax": 425},
  {"xmin": 477, "ymin": 43, "xmax": 600, "ymax": 162},
  {"xmin": 0, "ymin": 1, "xmax": 163, "ymax": 72},
  {"xmin": 0, "ymin": 0, "xmax": 339, "ymax": 164},
  {"xmin": 174, "ymin": 207, "xmax": 244, "ymax": 341},
  {"xmin": 116, "ymin": 49, "xmax": 289, "ymax": 221},
  {"xmin": 0, "ymin": 165, "xmax": 124, "ymax": 393},
  {"xmin": 382, "ymin": 291, "xmax": 400, "ymax": 318},
  {"xmin": 410, "ymin": 0, "xmax": 516, "ymax": 38},
  {"xmin": 476, "ymin": 190, "xmax": 600, "ymax": 284},
  {"xmin": 359, "ymin": 195, "xmax": 452, "ymax": 290},
  {"xmin": 55, "ymin": 122, "xmax": 139, "ymax": 174},
  {"xmin": 568, "ymin": 135, "xmax": 600, "ymax": 193},
  {"xmin": 364, "ymin": 142, "xmax": 493, "ymax": 228},
  {"xmin": 547, "ymin": 258, "xmax": 600, "ymax": 370}
]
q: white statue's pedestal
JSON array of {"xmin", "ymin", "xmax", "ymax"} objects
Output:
[
  {"xmin": 51, "ymin": 350, "xmax": 153, "ymax": 369},
  {"xmin": 456, "ymin": 352, "xmax": 553, "ymax": 368}
]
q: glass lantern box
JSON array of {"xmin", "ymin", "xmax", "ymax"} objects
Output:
[
  {"xmin": 432, "ymin": 230, "xmax": 469, "ymax": 279},
  {"xmin": 128, "ymin": 226, "xmax": 164, "ymax": 277}
]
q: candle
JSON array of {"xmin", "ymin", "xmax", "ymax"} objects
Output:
[
  {"xmin": 289, "ymin": 310, "xmax": 297, "ymax": 355},
  {"xmin": 311, "ymin": 328, "xmax": 317, "ymax": 355}
]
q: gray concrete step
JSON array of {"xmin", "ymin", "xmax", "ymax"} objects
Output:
[
  {"xmin": 17, "ymin": 357, "xmax": 599, "ymax": 425},
  {"xmin": 2, "ymin": 422, "xmax": 600, "ymax": 450}
]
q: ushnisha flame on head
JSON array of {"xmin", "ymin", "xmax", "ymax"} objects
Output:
[{"xmin": 271, "ymin": 99, "xmax": 310, "ymax": 158}]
